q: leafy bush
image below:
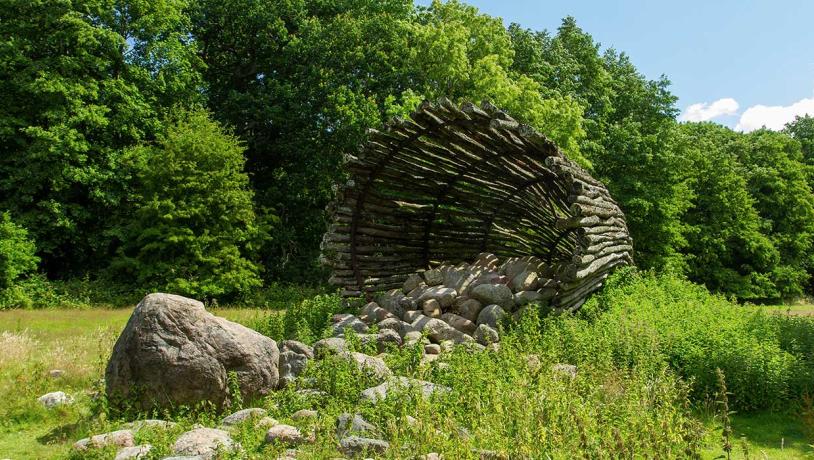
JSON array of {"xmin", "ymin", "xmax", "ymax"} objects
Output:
[
  {"xmin": 251, "ymin": 294, "xmax": 346, "ymax": 344},
  {"xmin": 111, "ymin": 109, "xmax": 267, "ymax": 300},
  {"xmin": 543, "ymin": 269, "xmax": 814, "ymax": 411},
  {"xmin": 0, "ymin": 213, "xmax": 38, "ymax": 291}
]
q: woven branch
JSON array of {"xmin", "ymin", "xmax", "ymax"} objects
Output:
[{"xmin": 321, "ymin": 99, "xmax": 633, "ymax": 311}]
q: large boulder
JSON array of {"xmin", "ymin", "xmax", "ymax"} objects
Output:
[{"xmin": 105, "ymin": 293, "xmax": 279, "ymax": 411}]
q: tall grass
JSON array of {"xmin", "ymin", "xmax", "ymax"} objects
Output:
[{"xmin": 544, "ymin": 268, "xmax": 814, "ymax": 411}]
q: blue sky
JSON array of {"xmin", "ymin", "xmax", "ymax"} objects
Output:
[{"xmin": 416, "ymin": 0, "xmax": 814, "ymax": 131}]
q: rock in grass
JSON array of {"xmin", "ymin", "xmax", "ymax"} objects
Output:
[
  {"xmin": 313, "ymin": 337, "xmax": 348, "ymax": 356},
  {"xmin": 279, "ymin": 350, "xmax": 309, "ymax": 388},
  {"xmin": 221, "ymin": 408, "xmax": 267, "ymax": 427},
  {"xmin": 336, "ymin": 413, "xmax": 379, "ymax": 438},
  {"xmin": 48, "ymin": 369, "xmax": 66, "ymax": 379},
  {"xmin": 340, "ymin": 352, "xmax": 392, "ymax": 379},
  {"xmin": 359, "ymin": 302, "xmax": 396, "ymax": 324},
  {"xmin": 114, "ymin": 444, "xmax": 152, "ymax": 460},
  {"xmin": 441, "ymin": 312, "xmax": 476, "ymax": 335},
  {"xmin": 173, "ymin": 428, "xmax": 235, "ymax": 459},
  {"xmin": 424, "ymin": 343, "xmax": 441, "ymax": 355},
  {"xmin": 421, "ymin": 318, "xmax": 475, "ymax": 344},
  {"xmin": 265, "ymin": 424, "xmax": 307, "ymax": 445},
  {"xmin": 339, "ymin": 436, "xmax": 390, "ymax": 456},
  {"xmin": 38, "ymin": 391, "xmax": 73, "ymax": 408},
  {"xmin": 360, "ymin": 376, "xmax": 450, "ymax": 404},
  {"xmin": 291, "ymin": 409, "xmax": 318, "ymax": 420},
  {"xmin": 476, "ymin": 304, "xmax": 506, "ymax": 329},
  {"xmin": 281, "ymin": 340, "xmax": 314, "ymax": 359},
  {"xmin": 473, "ymin": 324, "xmax": 499, "ymax": 345},
  {"xmin": 552, "ymin": 363, "xmax": 577, "ymax": 378},
  {"xmin": 105, "ymin": 294, "xmax": 279, "ymax": 411},
  {"xmin": 74, "ymin": 430, "xmax": 135, "ymax": 451},
  {"xmin": 377, "ymin": 317, "xmax": 416, "ymax": 337},
  {"xmin": 331, "ymin": 315, "xmax": 369, "ymax": 336}
]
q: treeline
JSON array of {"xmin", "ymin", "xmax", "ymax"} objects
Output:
[{"xmin": 2, "ymin": 0, "xmax": 814, "ymax": 302}]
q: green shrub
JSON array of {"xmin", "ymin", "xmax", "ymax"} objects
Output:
[
  {"xmin": 544, "ymin": 269, "xmax": 813, "ymax": 411},
  {"xmin": 0, "ymin": 212, "xmax": 38, "ymax": 291},
  {"xmin": 111, "ymin": 108, "xmax": 267, "ymax": 300},
  {"xmin": 251, "ymin": 294, "xmax": 346, "ymax": 344}
]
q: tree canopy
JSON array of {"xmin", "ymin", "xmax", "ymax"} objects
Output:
[{"xmin": 2, "ymin": 0, "xmax": 814, "ymax": 301}]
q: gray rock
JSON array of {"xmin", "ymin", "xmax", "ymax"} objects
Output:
[
  {"xmin": 336, "ymin": 413, "xmax": 378, "ymax": 438},
  {"xmin": 161, "ymin": 457, "xmax": 205, "ymax": 460},
  {"xmin": 313, "ymin": 337, "xmax": 348, "ymax": 356},
  {"xmin": 359, "ymin": 302, "xmax": 395, "ymax": 324},
  {"xmin": 514, "ymin": 290, "xmax": 544, "ymax": 306},
  {"xmin": 115, "ymin": 445, "xmax": 152, "ymax": 460},
  {"xmin": 442, "ymin": 267, "xmax": 476, "ymax": 293},
  {"xmin": 472, "ymin": 252, "xmax": 499, "ymax": 270},
  {"xmin": 332, "ymin": 313, "xmax": 354, "ymax": 323},
  {"xmin": 331, "ymin": 315, "xmax": 369, "ymax": 336},
  {"xmin": 377, "ymin": 317, "xmax": 415, "ymax": 337},
  {"xmin": 339, "ymin": 436, "xmax": 390, "ymax": 456},
  {"xmin": 74, "ymin": 430, "xmax": 135, "ymax": 451},
  {"xmin": 173, "ymin": 428, "xmax": 235, "ymax": 460},
  {"xmin": 375, "ymin": 329, "xmax": 403, "ymax": 350},
  {"xmin": 48, "ymin": 369, "xmax": 66, "ymax": 379},
  {"xmin": 509, "ymin": 270, "xmax": 539, "ymax": 292},
  {"xmin": 105, "ymin": 294, "xmax": 279, "ymax": 411},
  {"xmin": 418, "ymin": 286, "xmax": 458, "ymax": 308},
  {"xmin": 279, "ymin": 350, "xmax": 309, "ymax": 388},
  {"xmin": 470, "ymin": 284, "xmax": 514, "ymax": 311},
  {"xmin": 340, "ymin": 352, "xmax": 392, "ymax": 379},
  {"xmin": 291, "ymin": 409, "xmax": 317, "ymax": 420},
  {"xmin": 422, "ymin": 299, "xmax": 442, "ymax": 318},
  {"xmin": 38, "ymin": 391, "xmax": 73, "ymax": 409},
  {"xmin": 473, "ymin": 324, "xmax": 500, "ymax": 345},
  {"xmin": 222, "ymin": 408, "xmax": 267, "ymax": 427},
  {"xmin": 281, "ymin": 340, "xmax": 314, "ymax": 359},
  {"xmin": 376, "ymin": 290, "xmax": 406, "ymax": 319},
  {"xmin": 552, "ymin": 363, "xmax": 577, "ymax": 378},
  {"xmin": 477, "ymin": 305, "xmax": 507, "ymax": 329},
  {"xmin": 360, "ymin": 376, "xmax": 451, "ymax": 404},
  {"xmin": 403, "ymin": 331, "xmax": 424, "ymax": 346},
  {"xmin": 403, "ymin": 310, "xmax": 424, "ymax": 323},
  {"xmin": 265, "ymin": 424, "xmax": 306, "ymax": 445},
  {"xmin": 423, "ymin": 269, "xmax": 444, "ymax": 286},
  {"xmin": 454, "ymin": 298, "xmax": 483, "ymax": 323},
  {"xmin": 441, "ymin": 313, "xmax": 476, "ymax": 335},
  {"xmin": 424, "ymin": 344, "xmax": 441, "ymax": 355},
  {"xmin": 420, "ymin": 318, "xmax": 474, "ymax": 344},
  {"xmin": 402, "ymin": 273, "xmax": 423, "ymax": 293}
]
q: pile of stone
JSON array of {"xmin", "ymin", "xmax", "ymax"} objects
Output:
[{"xmin": 337, "ymin": 252, "xmax": 556, "ymax": 348}]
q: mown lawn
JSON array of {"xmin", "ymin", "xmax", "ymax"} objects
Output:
[{"xmin": 1, "ymin": 307, "xmax": 812, "ymax": 459}]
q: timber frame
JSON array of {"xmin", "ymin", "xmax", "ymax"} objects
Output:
[{"xmin": 320, "ymin": 99, "xmax": 633, "ymax": 311}]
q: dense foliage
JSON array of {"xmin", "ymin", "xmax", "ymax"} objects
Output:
[
  {"xmin": 110, "ymin": 109, "xmax": 265, "ymax": 299},
  {"xmin": 2, "ymin": 0, "xmax": 814, "ymax": 301},
  {"xmin": 0, "ymin": 213, "xmax": 38, "ymax": 290}
]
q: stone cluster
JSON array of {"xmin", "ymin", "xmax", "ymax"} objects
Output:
[{"xmin": 340, "ymin": 252, "xmax": 556, "ymax": 348}]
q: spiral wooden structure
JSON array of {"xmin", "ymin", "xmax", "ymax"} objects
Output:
[{"xmin": 320, "ymin": 99, "xmax": 633, "ymax": 311}]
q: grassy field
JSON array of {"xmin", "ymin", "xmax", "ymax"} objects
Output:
[
  {"xmin": 1, "ymin": 304, "xmax": 813, "ymax": 459},
  {"xmin": 0, "ymin": 307, "xmax": 267, "ymax": 459}
]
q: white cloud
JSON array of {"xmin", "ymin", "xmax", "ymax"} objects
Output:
[
  {"xmin": 679, "ymin": 98, "xmax": 739, "ymax": 122},
  {"xmin": 735, "ymin": 97, "xmax": 814, "ymax": 132}
]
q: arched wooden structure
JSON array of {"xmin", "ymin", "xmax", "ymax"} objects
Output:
[{"xmin": 321, "ymin": 99, "xmax": 633, "ymax": 311}]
